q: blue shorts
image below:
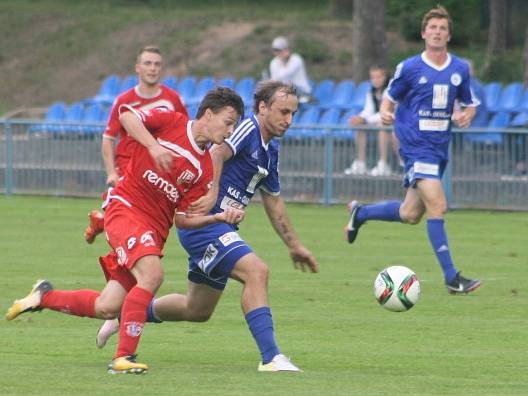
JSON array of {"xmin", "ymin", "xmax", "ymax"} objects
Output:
[
  {"xmin": 402, "ymin": 156, "xmax": 447, "ymax": 188},
  {"xmin": 177, "ymin": 223, "xmax": 253, "ymax": 290}
]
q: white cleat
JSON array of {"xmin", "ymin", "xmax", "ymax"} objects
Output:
[
  {"xmin": 96, "ymin": 318, "xmax": 119, "ymax": 349},
  {"xmin": 258, "ymin": 354, "xmax": 302, "ymax": 372}
]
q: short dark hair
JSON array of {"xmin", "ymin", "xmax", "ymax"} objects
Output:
[
  {"xmin": 421, "ymin": 5, "xmax": 452, "ymax": 34},
  {"xmin": 252, "ymin": 80, "xmax": 297, "ymax": 115},
  {"xmin": 196, "ymin": 87, "xmax": 245, "ymax": 120},
  {"xmin": 137, "ymin": 45, "xmax": 161, "ymax": 63}
]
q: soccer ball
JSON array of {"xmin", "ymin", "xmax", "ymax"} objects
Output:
[{"xmin": 373, "ymin": 265, "xmax": 420, "ymax": 312}]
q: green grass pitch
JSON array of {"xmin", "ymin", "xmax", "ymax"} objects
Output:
[{"xmin": 1, "ymin": 195, "xmax": 527, "ymax": 395}]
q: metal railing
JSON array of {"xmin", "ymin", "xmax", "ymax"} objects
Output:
[{"xmin": 1, "ymin": 120, "xmax": 527, "ymax": 210}]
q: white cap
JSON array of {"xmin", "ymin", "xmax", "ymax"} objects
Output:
[{"xmin": 272, "ymin": 36, "xmax": 289, "ymax": 51}]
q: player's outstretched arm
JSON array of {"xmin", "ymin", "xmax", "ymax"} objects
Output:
[
  {"xmin": 261, "ymin": 192, "xmax": 319, "ymax": 273},
  {"xmin": 101, "ymin": 137, "xmax": 119, "ymax": 186},
  {"xmin": 174, "ymin": 207, "xmax": 244, "ymax": 229},
  {"xmin": 188, "ymin": 143, "xmax": 234, "ymax": 215}
]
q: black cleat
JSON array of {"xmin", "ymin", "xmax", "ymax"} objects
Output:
[
  {"xmin": 446, "ymin": 272, "xmax": 481, "ymax": 294},
  {"xmin": 345, "ymin": 200, "xmax": 363, "ymax": 244}
]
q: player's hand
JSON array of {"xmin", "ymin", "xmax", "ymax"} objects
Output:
[
  {"xmin": 452, "ymin": 111, "xmax": 472, "ymax": 128},
  {"xmin": 148, "ymin": 144, "xmax": 177, "ymax": 172},
  {"xmin": 106, "ymin": 172, "xmax": 119, "ymax": 187},
  {"xmin": 348, "ymin": 115, "xmax": 365, "ymax": 126},
  {"xmin": 214, "ymin": 207, "xmax": 245, "ymax": 225},
  {"xmin": 188, "ymin": 188, "xmax": 218, "ymax": 215},
  {"xmin": 289, "ymin": 245, "xmax": 319, "ymax": 273},
  {"xmin": 381, "ymin": 111, "xmax": 395, "ymax": 126}
]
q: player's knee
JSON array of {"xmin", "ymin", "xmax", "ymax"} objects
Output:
[
  {"xmin": 247, "ymin": 262, "xmax": 269, "ymax": 285},
  {"xmin": 187, "ymin": 308, "xmax": 213, "ymax": 323},
  {"xmin": 94, "ymin": 300, "xmax": 120, "ymax": 319},
  {"xmin": 139, "ymin": 268, "xmax": 164, "ymax": 291},
  {"xmin": 400, "ymin": 207, "xmax": 423, "ymax": 224}
]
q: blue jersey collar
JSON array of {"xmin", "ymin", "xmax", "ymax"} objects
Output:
[
  {"xmin": 251, "ymin": 114, "xmax": 269, "ymax": 150},
  {"xmin": 421, "ymin": 52, "xmax": 452, "ymax": 71}
]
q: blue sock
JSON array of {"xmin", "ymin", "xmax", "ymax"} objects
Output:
[
  {"xmin": 357, "ymin": 200, "xmax": 402, "ymax": 224},
  {"xmin": 245, "ymin": 306, "xmax": 280, "ymax": 364},
  {"xmin": 427, "ymin": 219, "xmax": 458, "ymax": 283},
  {"xmin": 145, "ymin": 299, "xmax": 163, "ymax": 323}
]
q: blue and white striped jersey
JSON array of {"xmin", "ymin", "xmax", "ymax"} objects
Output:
[
  {"xmin": 386, "ymin": 52, "xmax": 479, "ymax": 160},
  {"xmin": 212, "ymin": 114, "xmax": 280, "ymax": 214}
]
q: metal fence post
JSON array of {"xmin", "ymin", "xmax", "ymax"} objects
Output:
[
  {"xmin": 324, "ymin": 130, "xmax": 334, "ymax": 206},
  {"xmin": 5, "ymin": 120, "xmax": 13, "ymax": 195}
]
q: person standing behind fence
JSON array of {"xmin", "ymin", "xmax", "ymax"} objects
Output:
[
  {"xmin": 345, "ymin": 6, "xmax": 482, "ymax": 294},
  {"xmin": 269, "ymin": 36, "xmax": 313, "ymax": 103},
  {"xmin": 344, "ymin": 65, "xmax": 399, "ymax": 176},
  {"xmin": 84, "ymin": 45, "xmax": 188, "ymax": 244}
]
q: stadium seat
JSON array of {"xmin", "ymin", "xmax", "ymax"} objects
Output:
[
  {"xmin": 161, "ymin": 76, "xmax": 178, "ymax": 90},
  {"xmin": 119, "ymin": 75, "xmax": 138, "ymax": 93},
  {"xmin": 62, "ymin": 102, "xmax": 85, "ymax": 133},
  {"xmin": 188, "ymin": 76, "xmax": 216, "ymax": 106},
  {"xmin": 288, "ymin": 107, "xmax": 320, "ymax": 139},
  {"xmin": 176, "ymin": 76, "xmax": 197, "ymax": 105},
  {"xmin": 217, "ymin": 76, "xmax": 236, "ymax": 89},
  {"xmin": 497, "ymin": 82, "xmax": 523, "ymax": 112},
  {"xmin": 514, "ymin": 89, "xmax": 528, "ymax": 113},
  {"xmin": 81, "ymin": 104, "xmax": 105, "ymax": 134},
  {"xmin": 466, "ymin": 111, "xmax": 509, "ymax": 144},
  {"xmin": 92, "ymin": 75, "xmax": 121, "ymax": 105},
  {"xmin": 484, "ymin": 82, "xmax": 502, "ymax": 113},
  {"xmin": 311, "ymin": 79, "xmax": 335, "ymax": 109},
  {"xmin": 350, "ymin": 80, "xmax": 371, "ymax": 112},
  {"xmin": 30, "ymin": 101, "xmax": 67, "ymax": 133},
  {"xmin": 332, "ymin": 109, "xmax": 358, "ymax": 140},
  {"xmin": 235, "ymin": 77, "xmax": 256, "ymax": 107},
  {"xmin": 186, "ymin": 104, "xmax": 199, "ymax": 119},
  {"xmin": 329, "ymin": 80, "xmax": 355, "ymax": 110},
  {"xmin": 510, "ymin": 111, "xmax": 528, "ymax": 127},
  {"xmin": 309, "ymin": 108, "xmax": 341, "ymax": 138}
]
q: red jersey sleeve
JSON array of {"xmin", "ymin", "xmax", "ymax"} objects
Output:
[
  {"xmin": 119, "ymin": 105, "xmax": 179, "ymax": 135},
  {"xmin": 103, "ymin": 98, "xmax": 121, "ymax": 138}
]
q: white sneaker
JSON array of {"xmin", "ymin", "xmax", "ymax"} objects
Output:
[
  {"xmin": 369, "ymin": 161, "xmax": 392, "ymax": 176},
  {"xmin": 257, "ymin": 354, "xmax": 302, "ymax": 372},
  {"xmin": 344, "ymin": 160, "xmax": 367, "ymax": 175},
  {"xmin": 96, "ymin": 318, "xmax": 119, "ymax": 349}
]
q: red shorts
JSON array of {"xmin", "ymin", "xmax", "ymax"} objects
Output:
[{"xmin": 100, "ymin": 202, "xmax": 166, "ymax": 290}]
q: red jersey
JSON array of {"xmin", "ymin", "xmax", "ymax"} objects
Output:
[
  {"xmin": 104, "ymin": 107, "xmax": 212, "ymax": 240},
  {"xmin": 103, "ymin": 85, "xmax": 188, "ymax": 174}
]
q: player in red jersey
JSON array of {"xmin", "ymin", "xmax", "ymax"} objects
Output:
[
  {"xmin": 6, "ymin": 87, "xmax": 245, "ymax": 375},
  {"xmin": 84, "ymin": 45, "xmax": 188, "ymax": 244}
]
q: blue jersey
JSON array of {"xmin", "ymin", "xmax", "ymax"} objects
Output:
[
  {"xmin": 212, "ymin": 114, "xmax": 281, "ymax": 214},
  {"xmin": 387, "ymin": 53, "xmax": 479, "ymax": 160}
]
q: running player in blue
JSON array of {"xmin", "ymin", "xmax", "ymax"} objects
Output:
[
  {"xmin": 345, "ymin": 6, "xmax": 481, "ymax": 294},
  {"xmin": 97, "ymin": 81, "xmax": 319, "ymax": 371}
]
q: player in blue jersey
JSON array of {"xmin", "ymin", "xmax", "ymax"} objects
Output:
[
  {"xmin": 97, "ymin": 80, "xmax": 319, "ymax": 371},
  {"xmin": 345, "ymin": 6, "xmax": 481, "ymax": 294}
]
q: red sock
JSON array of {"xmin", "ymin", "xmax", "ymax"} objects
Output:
[
  {"xmin": 41, "ymin": 290, "xmax": 99, "ymax": 318},
  {"xmin": 115, "ymin": 286, "xmax": 153, "ymax": 359}
]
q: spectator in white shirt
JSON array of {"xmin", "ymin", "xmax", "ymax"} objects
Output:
[
  {"xmin": 269, "ymin": 36, "xmax": 312, "ymax": 103},
  {"xmin": 345, "ymin": 65, "xmax": 399, "ymax": 176}
]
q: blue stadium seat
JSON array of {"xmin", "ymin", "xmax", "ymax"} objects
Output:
[
  {"xmin": 311, "ymin": 79, "xmax": 335, "ymax": 109},
  {"xmin": 510, "ymin": 111, "xmax": 528, "ymax": 127},
  {"xmin": 62, "ymin": 102, "xmax": 85, "ymax": 133},
  {"xmin": 162, "ymin": 76, "xmax": 178, "ymax": 90},
  {"xmin": 235, "ymin": 77, "xmax": 256, "ymax": 107},
  {"xmin": 30, "ymin": 101, "xmax": 67, "ymax": 133},
  {"xmin": 332, "ymin": 109, "xmax": 358, "ymax": 140},
  {"xmin": 330, "ymin": 80, "xmax": 356, "ymax": 110},
  {"xmin": 307, "ymin": 108, "xmax": 341, "ymax": 138},
  {"xmin": 466, "ymin": 111, "xmax": 509, "ymax": 144},
  {"xmin": 188, "ymin": 77, "xmax": 216, "ymax": 106},
  {"xmin": 92, "ymin": 75, "xmax": 121, "ymax": 105},
  {"xmin": 119, "ymin": 75, "xmax": 138, "ymax": 93},
  {"xmin": 187, "ymin": 104, "xmax": 199, "ymax": 119},
  {"xmin": 498, "ymin": 82, "xmax": 523, "ymax": 112},
  {"xmin": 484, "ymin": 82, "xmax": 502, "ymax": 113},
  {"xmin": 217, "ymin": 76, "xmax": 236, "ymax": 89},
  {"xmin": 81, "ymin": 104, "xmax": 105, "ymax": 134},
  {"xmin": 288, "ymin": 107, "xmax": 320, "ymax": 139},
  {"xmin": 176, "ymin": 76, "xmax": 197, "ymax": 104},
  {"xmin": 514, "ymin": 89, "xmax": 528, "ymax": 113},
  {"xmin": 350, "ymin": 80, "xmax": 371, "ymax": 112}
]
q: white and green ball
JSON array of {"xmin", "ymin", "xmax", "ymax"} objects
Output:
[{"xmin": 374, "ymin": 265, "xmax": 421, "ymax": 312}]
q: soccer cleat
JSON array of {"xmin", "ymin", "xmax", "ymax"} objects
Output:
[
  {"xmin": 258, "ymin": 354, "xmax": 302, "ymax": 372},
  {"xmin": 107, "ymin": 354, "xmax": 148, "ymax": 374},
  {"xmin": 84, "ymin": 210, "xmax": 104, "ymax": 244},
  {"xmin": 345, "ymin": 200, "xmax": 363, "ymax": 244},
  {"xmin": 96, "ymin": 318, "xmax": 119, "ymax": 349},
  {"xmin": 446, "ymin": 272, "xmax": 481, "ymax": 294},
  {"xmin": 6, "ymin": 279, "xmax": 53, "ymax": 320}
]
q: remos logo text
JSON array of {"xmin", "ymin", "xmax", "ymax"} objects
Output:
[{"xmin": 143, "ymin": 169, "xmax": 180, "ymax": 202}]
